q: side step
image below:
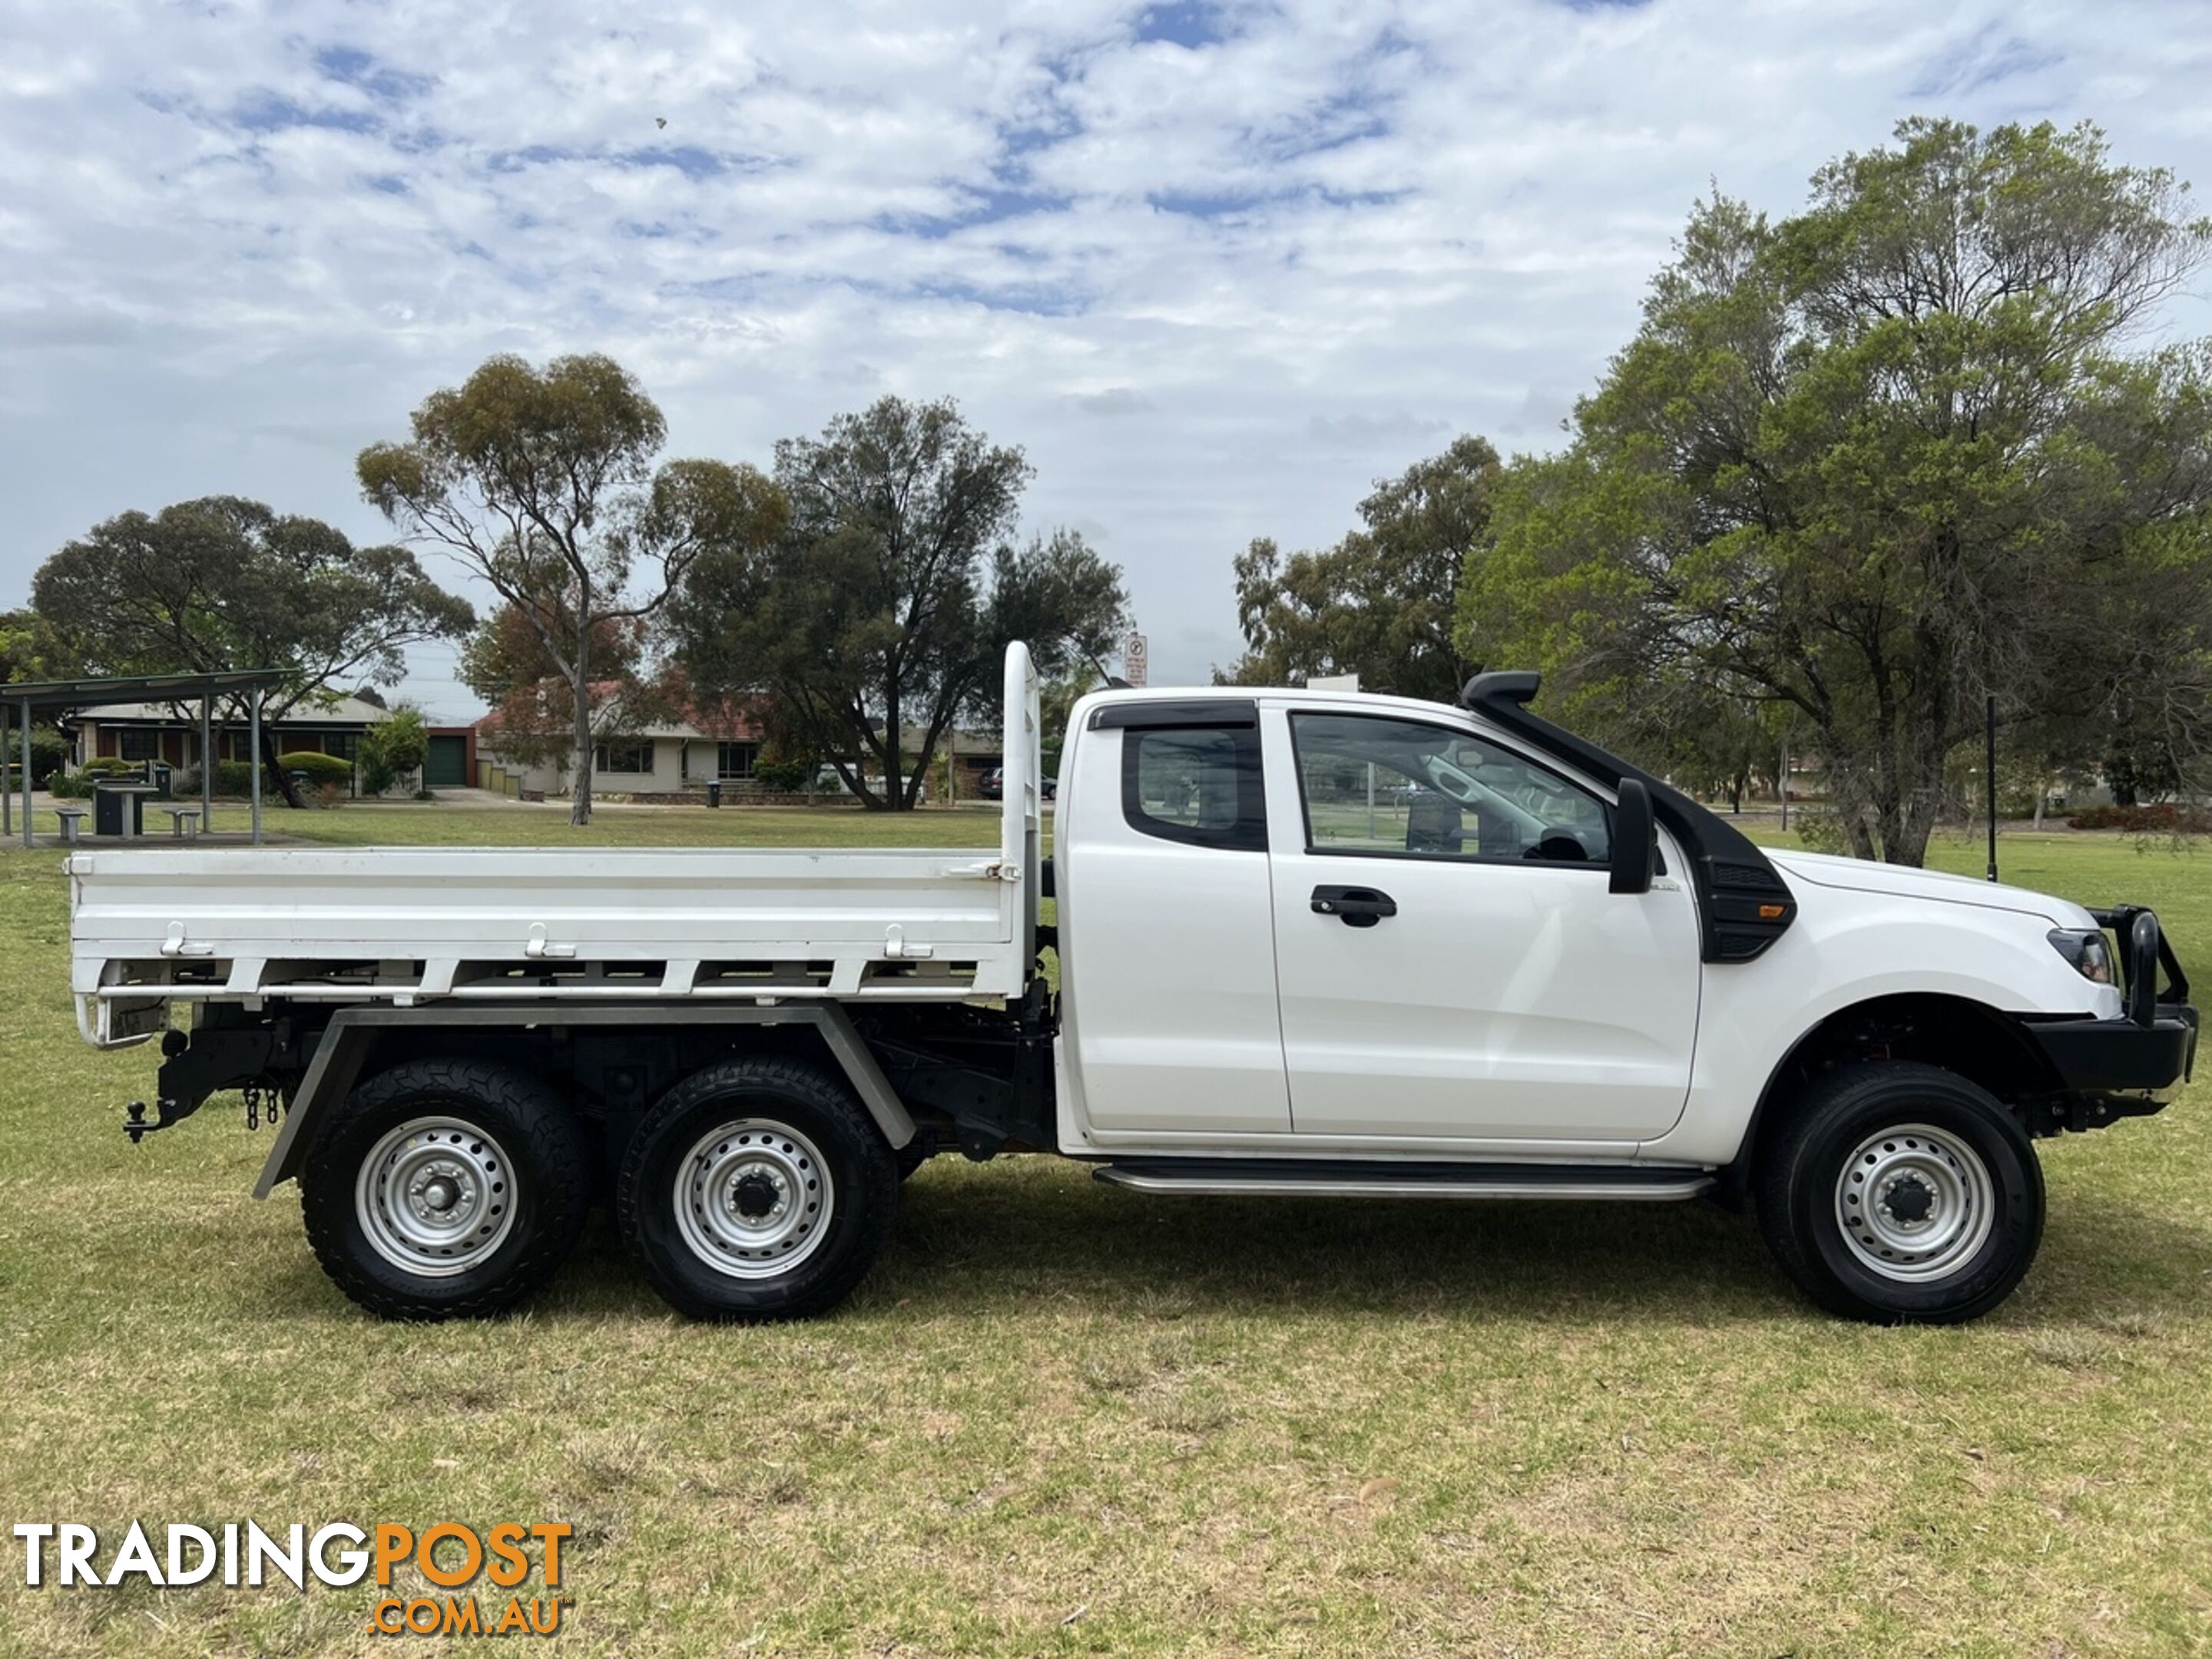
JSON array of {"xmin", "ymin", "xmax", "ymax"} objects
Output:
[{"xmin": 1092, "ymin": 1157, "xmax": 1714, "ymax": 1202}]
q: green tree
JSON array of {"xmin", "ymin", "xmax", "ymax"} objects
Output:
[
  {"xmin": 1660, "ymin": 690, "xmax": 1779, "ymax": 813},
  {"xmin": 1038, "ymin": 668, "xmax": 1108, "ymax": 773},
  {"xmin": 0, "ymin": 610, "xmax": 81, "ymax": 782},
  {"xmin": 357, "ymin": 705, "xmax": 431, "ymax": 796},
  {"xmin": 30, "ymin": 498, "xmax": 472, "ymax": 806},
  {"xmin": 358, "ymin": 353, "xmax": 786, "ymax": 826},
  {"xmin": 1463, "ymin": 120, "xmax": 2212, "ymax": 865},
  {"xmin": 1, "ymin": 608, "xmax": 82, "ymax": 684},
  {"xmin": 457, "ymin": 602, "xmax": 680, "ymax": 773},
  {"xmin": 1223, "ymin": 435, "xmax": 1502, "ymax": 703},
  {"xmin": 671, "ymin": 396, "xmax": 1128, "ymax": 810}
]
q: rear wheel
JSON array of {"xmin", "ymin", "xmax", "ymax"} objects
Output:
[
  {"xmin": 300, "ymin": 1058, "xmax": 591, "ymax": 1321},
  {"xmin": 616, "ymin": 1058, "xmax": 897, "ymax": 1321},
  {"xmin": 1756, "ymin": 1061, "xmax": 2043, "ymax": 1324}
]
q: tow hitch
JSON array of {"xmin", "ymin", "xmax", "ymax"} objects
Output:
[
  {"xmin": 123, "ymin": 1098, "xmax": 190, "ymax": 1144},
  {"xmin": 124, "ymin": 1079, "xmax": 290, "ymax": 1144},
  {"xmin": 124, "ymin": 1019, "xmax": 303, "ymax": 1145}
]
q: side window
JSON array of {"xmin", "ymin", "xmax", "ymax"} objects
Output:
[
  {"xmin": 594, "ymin": 740, "xmax": 651, "ymax": 775},
  {"xmin": 1121, "ymin": 724, "xmax": 1267, "ymax": 852},
  {"xmin": 1290, "ymin": 712, "xmax": 1612, "ymax": 866}
]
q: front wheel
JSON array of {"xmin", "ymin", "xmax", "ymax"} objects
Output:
[
  {"xmin": 616, "ymin": 1058, "xmax": 897, "ymax": 1321},
  {"xmin": 1755, "ymin": 1061, "xmax": 2044, "ymax": 1324}
]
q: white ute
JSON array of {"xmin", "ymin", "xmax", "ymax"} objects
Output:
[{"xmin": 71, "ymin": 645, "xmax": 2197, "ymax": 1323}]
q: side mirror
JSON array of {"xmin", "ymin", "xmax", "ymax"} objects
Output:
[{"xmin": 1610, "ymin": 779, "xmax": 1656, "ymax": 896}]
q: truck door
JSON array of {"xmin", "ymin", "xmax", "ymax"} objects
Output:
[
  {"xmin": 1057, "ymin": 700, "xmax": 1293, "ymax": 1135},
  {"xmin": 1263, "ymin": 707, "xmax": 1700, "ymax": 1147}
]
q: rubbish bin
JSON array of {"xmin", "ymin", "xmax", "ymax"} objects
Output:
[
  {"xmin": 706, "ymin": 779, "xmax": 722, "ymax": 809},
  {"xmin": 149, "ymin": 762, "xmax": 173, "ymax": 799},
  {"xmin": 92, "ymin": 781, "xmax": 146, "ymax": 836}
]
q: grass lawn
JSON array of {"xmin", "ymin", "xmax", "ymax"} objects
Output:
[{"xmin": 1, "ymin": 809, "xmax": 2208, "ymax": 1655}]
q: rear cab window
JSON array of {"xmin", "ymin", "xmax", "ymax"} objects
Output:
[{"xmin": 1090, "ymin": 699, "xmax": 1267, "ymax": 853}]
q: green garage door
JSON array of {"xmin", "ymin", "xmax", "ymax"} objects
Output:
[{"xmin": 424, "ymin": 735, "xmax": 469, "ymax": 789}]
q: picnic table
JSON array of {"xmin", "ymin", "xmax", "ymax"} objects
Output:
[{"xmin": 91, "ymin": 780, "xmax": 158, "ymax": 837}]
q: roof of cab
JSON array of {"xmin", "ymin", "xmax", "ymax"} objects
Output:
[{"xmin": 1074, "ymin": 681, "xmax": 1479, "ymax": 727}]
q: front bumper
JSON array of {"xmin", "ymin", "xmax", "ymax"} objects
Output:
[
  {"xmin": 2022, "ymin": 905, "xmax": 2197, "ymax": 1128},
  {"xmin": 2026, "ymin": 1010, "xmax": 2197, "ymax": 1094}
]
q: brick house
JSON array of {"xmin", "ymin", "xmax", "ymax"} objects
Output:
[
  {"xmin": 63, "ymin": 695, "xmax": 478, "ymax": 792},
  {"xmin": 475, "ymin": 695, "xmax": 1005, "ymax": 802}
]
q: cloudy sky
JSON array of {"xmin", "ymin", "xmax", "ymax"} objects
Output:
[{"xmin": 5, "ymin": 0, "xmax": 2212, "ymax": 717}]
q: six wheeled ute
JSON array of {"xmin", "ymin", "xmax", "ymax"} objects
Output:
[{"xmin": 71, "ymin": 645, "xmax": 2197, "ymax": 1325}]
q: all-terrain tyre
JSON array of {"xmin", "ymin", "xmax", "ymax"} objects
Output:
[
  {"xmin": 616, "ymin": 1057, "xmax": 897, "ymax": 1322},
  {"xmin": 1755, "ymin": 1060, "xmax": 2044, "ymax": 1324},
  {"xmin": 300, "ymin": 1058, "xmax": 591, "ymax": 1321}
]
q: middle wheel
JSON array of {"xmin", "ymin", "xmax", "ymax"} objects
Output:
[{"xmin": 616, "ymin": 1056, "xmax": 899, "ymax": 1321}]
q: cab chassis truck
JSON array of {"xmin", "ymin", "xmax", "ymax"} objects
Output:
[{"xmin": 70, "ymin": 646, "xmax": 2197, "ymax": 1323}]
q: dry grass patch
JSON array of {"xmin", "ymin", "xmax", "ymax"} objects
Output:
[{"xmin": 2, "ymin": 827, "xmax": 2209, "ymax": 1654}]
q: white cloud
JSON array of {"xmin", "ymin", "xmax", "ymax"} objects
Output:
[{"xmin": 5, "ymin": 0, "xmax": 2212, "ymax": 713}]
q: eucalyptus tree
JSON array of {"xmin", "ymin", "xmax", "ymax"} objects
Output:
[
  {"xmin": 31, "ymin": 498, "xmax": 472, "ymax": 805},
  {"xmin": 672, "ymin": 396, "xmax": 1128, "ymax": 810},
  {"xmin": 1465, "ymin": 120, "xmax": 2212, "ymax": 864},
  {"xmin": 1224, "ymin": 435, "xmax": 1502, "ymax": 702},
  {"xmin": 359, "ymin": 353, "xmax": 785, "ymax": 825}
]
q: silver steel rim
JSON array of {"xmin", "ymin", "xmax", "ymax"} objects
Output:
[
  {"xmin": 1833, "ymin": 1121, "xmax": 1995, "ymax": 1283},
  {"xmin": 355, "ymin": 1116, "xmax": 518, "ymax": 1278},
  {"xmin": 674, "ymin": 1118, "xmax": 834, "ymax": 1280}
]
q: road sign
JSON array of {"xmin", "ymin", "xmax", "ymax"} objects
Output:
[{"xmin": 1124, "ymin": 633, "xmax": 1148, "ymax": 687}]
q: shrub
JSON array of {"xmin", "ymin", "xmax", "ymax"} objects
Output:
[
  {"xmin": 1791, "ymin": 808, "xmax": 1857, "ymax": 856},
  {"xmin": 2067, "ymin": 803, "xmax": 2212, "ymax": 833},
  {"xmin": 752, "ymin": 759, "xmax": 810, "ymax": 792},
  {"xmin": 5, "ymin": 738, "xmax": 73, "ymax": 796},
  {"xmin": 358, "ymin": 708, "xmax": 429, "ymax": 795},
  {"xmin": 45, "ymin": 757, "xmax": 144, "ymax": 796},
  {"xmin": 47, "ymin": 760, "xmax": 157, "ymax": 800},
  {"xmin": 28, "ymin": 730, "xmax": 68, "ymax": 788},
  {"xmin": 178, "ymin": 760, "xmax": 281, "ymax": 798},
  {"xmin": 166, "ymin": 760, "xmax": 287, "ymax": 800},
  {"xmin": 277, "ymin": 750, "xmax": 354, "ymax": 788}
]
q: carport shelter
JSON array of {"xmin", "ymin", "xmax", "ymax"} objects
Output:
[{"xmin": 4, "ymin": 669, "xmax": 290, "ymax": 849}]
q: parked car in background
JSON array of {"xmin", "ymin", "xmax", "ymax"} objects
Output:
[{"xmin": 978, "ymin": 767, "xmax": 1052, "ymax": 801}]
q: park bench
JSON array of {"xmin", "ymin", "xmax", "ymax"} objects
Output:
[
  {"xmin": 154, "ymin": 806, "xmax": 202, "ymax": 841},
  {"xmin": 51, "ymin": 806, "xmax": 88, "ymax": 846}
]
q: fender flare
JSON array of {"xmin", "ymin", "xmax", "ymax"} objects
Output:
[
  {"xmin": 252, "ymin": 1002, "xmax": 916, "ymax": 1198},
  {"xmin": 1708, "ymin": 992, "xmax": 2060, "ymax": 1210}
]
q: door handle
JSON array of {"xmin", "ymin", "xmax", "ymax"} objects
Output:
[{"xmin": 1311, "ymin": 885, "xmax": 1397, "ymax": 928}]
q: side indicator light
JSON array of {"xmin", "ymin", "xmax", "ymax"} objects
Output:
[{"xmin": 1758, "ymin": 903, "xmax": 1786, "ymax": 920}]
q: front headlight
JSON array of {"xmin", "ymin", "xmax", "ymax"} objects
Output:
[{"xmin": 2048, "ymin": 928, "xmax": 2114, "ymax": 985}]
